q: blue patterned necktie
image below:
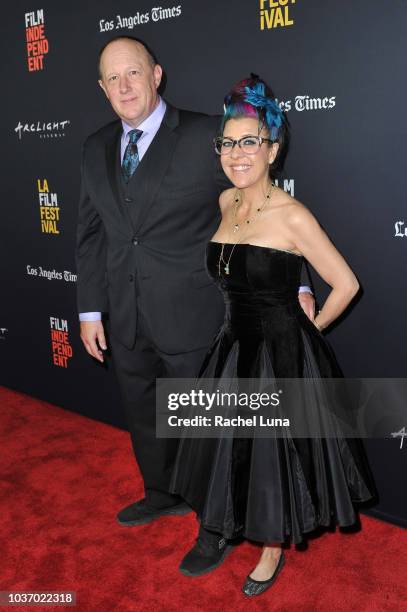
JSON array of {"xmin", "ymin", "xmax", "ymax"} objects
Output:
[{"xmin": 121, "ymin": 129, "xmax": 143, "ymax": 182}]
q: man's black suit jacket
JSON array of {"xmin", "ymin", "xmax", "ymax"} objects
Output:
[{"xmin": 76, "ymin": 103, "xmax": 228, "ymax": 354}]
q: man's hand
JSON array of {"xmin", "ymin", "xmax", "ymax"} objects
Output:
[
  {"xmin": 80, "ymin": 320, "xmax": 107, "ymax": 363},
  {"xmin": 298, "ymin": 291, "xmax": 315, "ymax": 321}
]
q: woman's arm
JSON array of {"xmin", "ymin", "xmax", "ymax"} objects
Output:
[{"xmin": 286, "ymin": 203, "xmax": 359, "ymax": 331}]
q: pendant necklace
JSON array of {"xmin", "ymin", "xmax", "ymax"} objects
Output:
[
  {"xmin": 218, "ymin": 182, "xmax": 274, "ymax": 276},
  {"xmin": 232, "ymin": 182, "xmax": 273, "ymax": 233},
  {"xmin": 218, "ymin": 242, "xmax": 239, "ymax": 277}
]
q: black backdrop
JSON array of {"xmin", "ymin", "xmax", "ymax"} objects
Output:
[{"xmin": 1, "ymin": 1, "xmax": 406, "ymax": 528}]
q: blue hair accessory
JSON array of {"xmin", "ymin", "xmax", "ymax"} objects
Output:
[{"xmin": 243, "ymin": 83, "xmax": 284, "ymax": 140}]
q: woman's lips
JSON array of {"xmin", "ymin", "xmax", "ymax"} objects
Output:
[{"xmin": 229, "ymin": 164, "xmax": 252, "ymax": 172}]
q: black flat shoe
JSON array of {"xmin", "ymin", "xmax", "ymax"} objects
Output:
[
  {"xmin": 179, "ymin": 526, "xmax": 234, "ymax": 577},
  {"xmin": 242, "ymin": 551, "xmax": 285, "ymax": 597},
  {"xmin": 116, "ymin": 499, "xmax": 191, "ymax": 526}
]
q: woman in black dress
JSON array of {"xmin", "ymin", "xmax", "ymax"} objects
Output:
[{"xmin": 170, "ymin": 75, "xmax": 376, "ymax": 597}]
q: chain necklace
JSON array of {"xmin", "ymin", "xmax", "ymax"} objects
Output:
[
  {"xmin": 217, "ymin": 182, "xmax": 274, "ymax": 276},
  {"xmin": 218, "ymin": 242, "xmax": 239, "ymax": 276},
  {"xmin": 232, "ymin": 182, "xmax": 273, "ymax": 233}
]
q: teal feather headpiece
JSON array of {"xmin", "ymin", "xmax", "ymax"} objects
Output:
[{"xmin": 243, "ymin": 82, "xmax": 284, "ymax": 140}]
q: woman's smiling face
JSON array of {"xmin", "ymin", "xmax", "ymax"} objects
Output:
[{"xmin": 220, "ymin": 117, "xmax": 279, "ymax": 190}]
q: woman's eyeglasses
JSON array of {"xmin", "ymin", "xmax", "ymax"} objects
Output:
[{"xmin": 214, "ymin": 135, "xmax": 274, "ymax": 156}]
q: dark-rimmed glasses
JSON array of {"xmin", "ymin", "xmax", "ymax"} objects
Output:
[{"xmin": 214, "ymin": 135, "xmax": 274, "ymax": 156}]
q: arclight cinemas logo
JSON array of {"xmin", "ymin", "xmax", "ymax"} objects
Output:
[
  {"xmin": 394, "ymin": 221, "xmax": 407, "ymax": 237},
  {"xmin": 25, "ymin": 9, "xmax": 49, "ymax": 71},
  {"xmin": 15, "ymin": 120, "xmax": 71, "ymax": 140}
]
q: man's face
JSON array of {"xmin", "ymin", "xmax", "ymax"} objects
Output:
[{"xmin": 98, "ymin": 39, "xmax": 162, "ymax": 127}]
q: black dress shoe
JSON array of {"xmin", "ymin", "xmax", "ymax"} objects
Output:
[
  {"xmin": 179, "ymin": 526, "xmax": 234, "ymax": 577},
  {"xmin": 242, "ymin": 551, "xmax": 285, "ymax": 596},
  {"xmin": 116, "ymin": 498, "xmax": 191, "ymax": 526}
]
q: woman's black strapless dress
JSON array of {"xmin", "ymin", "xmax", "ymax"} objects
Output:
[{"xmin": 170, "ymin": 242, "xmax": 376, "ymax": 544}]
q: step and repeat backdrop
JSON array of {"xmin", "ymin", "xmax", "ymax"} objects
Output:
[{"xmin": 1, "ymin": 1, "xmax": 406, "ymax": 527}]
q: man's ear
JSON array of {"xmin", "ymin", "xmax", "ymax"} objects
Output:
[
  {"xmin": 98, "ymin": 79, "xmax": 108, "ymax": 99},
  {"xmin": 153, "ymin": 64, "xmax": 163, "ymax": 89}
]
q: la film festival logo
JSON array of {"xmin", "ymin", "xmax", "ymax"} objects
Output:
[
  {"xmin": 50, "ymin": 317, "xmax": 73, "ymax": 368},
  {"xmin": 99, "ymin": 5, "xmax": 182, "ymax": 32},
  {"xmin": 25, "ymin": 9, "xmax": 49, "ymax": 71},
  {"xmin": 260, "ymin": 0, "xmax": 297, "ymax": 30},
  {"xmin": 37, "ymin": 179, "xmax": 60, "ymax": 235}
]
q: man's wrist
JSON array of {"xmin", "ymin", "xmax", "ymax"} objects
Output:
[
  {"xmin": 79, "ymin": 312, "xmax": 102, "ymax": 322},
  {"xmin": 299, "ymin": 285, "xmax": 312, "ymax": 294}
]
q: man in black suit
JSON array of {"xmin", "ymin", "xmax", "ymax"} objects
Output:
[{"xmin": 76, "ymin": 36, "xmax": 314, "ymax": 575}]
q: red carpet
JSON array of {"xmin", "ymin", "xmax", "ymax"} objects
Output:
[{"xmin": 1, "ymin": 386, "xmax": 406, "ymax": 611}]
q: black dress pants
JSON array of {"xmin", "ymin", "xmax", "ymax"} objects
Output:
[{"xmin": 109, "ymin": 306, "xmax": 210, "ymax": 509}]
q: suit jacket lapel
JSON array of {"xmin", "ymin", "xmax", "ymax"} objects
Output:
[
  {"xmin": 130, "ymin": 103, "xmax": 179, "ymax": 232},
  {"xmin": 105, "ymin": 123, "xmax": 121, "ymax": 199}
]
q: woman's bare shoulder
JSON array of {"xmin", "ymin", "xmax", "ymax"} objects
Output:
[
  {"xmin": 269, "ymin": 188, "xmax": 318, "ymax": 231},
  {"xmin": 270, "ymin": 186, "xmax": 308, "ymax": 214},
  {"xmin": 282, "ymin": 197, "xmax": 319, "ymax": 231}
]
